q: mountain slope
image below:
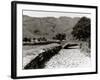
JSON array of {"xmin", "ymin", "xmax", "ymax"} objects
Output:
[{"xmin": 23, "ymin": 15, "xmax": 80, "ymax": 39}]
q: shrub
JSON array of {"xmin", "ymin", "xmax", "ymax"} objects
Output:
[{"xmin": 80, "ymin": 42, "xmax": 91, "ymax": 57}]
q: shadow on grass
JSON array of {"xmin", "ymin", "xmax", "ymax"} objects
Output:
[{"xmin": 24, "ymin": 46, "xmax": 62, "ymax": 69}]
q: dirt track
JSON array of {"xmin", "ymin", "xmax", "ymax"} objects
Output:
[{"xmin": 45, "ymin": 48, "xmax": 91, "ymax": 68}]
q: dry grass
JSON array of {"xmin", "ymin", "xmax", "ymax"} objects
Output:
[
  {"xmin": 22, "ymin": 43, "xmax": 61, "ymax": 69},
  {"xmin": 80, "ymin": 41, "xmax": 91, "ymax": 57}
]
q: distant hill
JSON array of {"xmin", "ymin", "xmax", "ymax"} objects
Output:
[{"xmin": 23, "ymin": 15, "xmax": 80, "ymax": 40}]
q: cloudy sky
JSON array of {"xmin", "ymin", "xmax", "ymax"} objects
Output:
[{"xmin": 23, "ymin": 10, "xmax": 91, "ymax": 18}]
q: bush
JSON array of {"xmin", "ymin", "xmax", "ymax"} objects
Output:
[
  {"xmin": 53, "ymin": 33, "xmax": 66, "ymax": 42},
  {"xmin": 80, "ymin": 42, "xmax": 91, "ymax": 57}
]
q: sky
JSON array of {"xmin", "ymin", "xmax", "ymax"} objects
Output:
[{"xmin": 23, "ymin": 10, "xmax": 91, "ymax": 18}]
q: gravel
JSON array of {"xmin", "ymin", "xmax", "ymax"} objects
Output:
[{"xmin": 45, "ymin": 49, "xmax": 91, "ymax": 69}]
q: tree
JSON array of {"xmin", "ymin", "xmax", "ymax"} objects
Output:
[
  {"xmin": 33, "ymin": 38, "xmax": 36, "ymax": 40},
  {"xmin": 71, "ymin": 17, "xmax": 91, "ymax": 41},
  {"xmin": 42, "ymin": 37, "xmax": 47, "ymax": 41},
  {"xmin": 23, "ymin": 37, "xmax": 28, "ymax": 42},
  {"xmin": 23, "ymin": 37, "xmax": 31, "ymax": 42},
  {"xmin": 53, "ymin": 33, "xmax": 66, "ymax": 42}
]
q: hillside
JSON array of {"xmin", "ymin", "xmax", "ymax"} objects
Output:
[{"xmin": 23, "ymin": 15, "xmax": 80, "ymax": 40}]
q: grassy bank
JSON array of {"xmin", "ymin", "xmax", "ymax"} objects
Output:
[
  {"xmin": 24, "ymin": 45, "xmax": 62, "ymax": 69},
  {"xmin": 80, "ymin": 40, "xmax": 91, "ymax": 57}
]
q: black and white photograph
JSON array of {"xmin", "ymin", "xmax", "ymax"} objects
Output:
[
  {"xmin": 11, "ymin": 1, "xmax": 97, "ymax": 79},
  {"xmin": 22, "ymin": 10, "xmax": 92, "ymax": 69}
]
